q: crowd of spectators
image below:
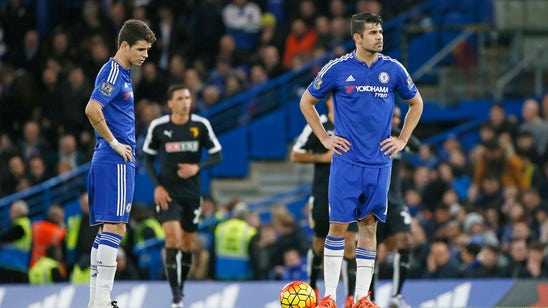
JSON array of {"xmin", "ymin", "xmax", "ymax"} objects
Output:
[
  {"xmin": 0, "ymin": 0, "xmax": 419, "ymax": 198},
  {"xmin": 378, "ymin": 97, "xmax": 548, "ymax": 280}
]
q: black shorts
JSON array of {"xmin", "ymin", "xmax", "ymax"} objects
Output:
[
  {"xmin": 156, "ymin": 197, "xmax": 201, "ymax": 233},
  {"xmin": 376, "ymin": 201, "xmax": 411, "ymax": 243},
  {"xmin": 309, "ymin": 195, "xmax": 357, "ymax": 238}
]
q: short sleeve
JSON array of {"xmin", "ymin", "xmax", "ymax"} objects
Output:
[
  {"xmin": 90, "ymin": 63, "xmax": 122, "ymax": 106},
  {"xmin": 307, "ymin": 61, "xmax": 338, "ymax": 100},
  {"xmin": 143, "ymin": 125, "xmax": 160, "ymax": 155},
  {"xmin": 394, "ymin": 61, "xmax": 417, "ymax": 101}
]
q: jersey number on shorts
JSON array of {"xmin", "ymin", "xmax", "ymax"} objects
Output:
[{"xmin": 193, "ymin": 208, "xmax": 201, "ymax": 224}]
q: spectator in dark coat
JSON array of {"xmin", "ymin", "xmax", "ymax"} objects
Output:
[
  {"xmin": 423, "ymin": 238, "xmax": 462, "ymax": 278},
  {"xmin": 464, "ymin": 244, "xmax": 505, "ymax": 278}
]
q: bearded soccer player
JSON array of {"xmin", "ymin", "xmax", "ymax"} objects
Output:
[{"xmin": 299, "ymin": 12, "xmax": 423, "ymax": 308}]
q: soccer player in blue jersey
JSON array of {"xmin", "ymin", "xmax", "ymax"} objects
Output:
[
  {"xmin": 85, "ymin": 19, "xmax": 155, "ymax": 308},
  {"xmin": 300, "ymin": 12, "xmax": 423, "ymax": 308}
]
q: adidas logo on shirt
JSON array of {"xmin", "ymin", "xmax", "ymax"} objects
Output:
[{"xmin": 346, "ymin": 75, "xmax": 355, "ymax": 82}]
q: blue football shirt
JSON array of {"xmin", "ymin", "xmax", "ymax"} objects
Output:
[
  {"xmin": 90, "ymin": 58, "xmax": 136, "ymax": 166},
  {"xmin": 307, "ymin": 51, "xmax": 417, "ymax": 167}
]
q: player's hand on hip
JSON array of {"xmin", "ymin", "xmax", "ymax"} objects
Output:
[
  {"xmin": 323, "ymin": 135, "xmax": 350, "ymax": 155},
  {"xmin": 154, "ymin": 185, "xmax": 172, "ymax": 211},
  {"xmin": 111, "ymin": 142, "xmax": 133, "ymax": 162},
  {"xmin": 380, "ymin": 136, "xmax": 406, "ymax": 158}
]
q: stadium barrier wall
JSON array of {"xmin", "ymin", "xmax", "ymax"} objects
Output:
[{"xmin": 1, "ymin": 278, "xmax": 547, "ymax": 307}]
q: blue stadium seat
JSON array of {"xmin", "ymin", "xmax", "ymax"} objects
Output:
[
  {"xmin": 285, "ymin": 196, "xmax": 309, "ymax": 223},
  {"xmin": 443, "ymin": 11, "xmax": 475, "ymax": 26},
  {"xmin": 459, "ymin": 0, "xmax": 477, "ymax": 11},
  {"xmin": 258, "ymin": 211, "xmax": 272, "ymax": 224},
  {"xmin": 134, "ymin": 171, "xmax": 155, "ymax": 205},
  {"xmin": 459, "ymin": 0, "xmax": 492, "ymax": 23},
  {"xmin": 286, "ymin": 99, "xmax": 307, "ymax": 142},
  {"xmin": 286, "ymin": 99, "xmax": 327, "ymax": 142},
  {"xmin": 133, "ymin": 238, "xmax": 165, "ymax": 280},
  {"xmin": 249, "ymin": 109, "xmax": 287, "ymax": 160},
  {"xmin": 459, "ymin": 131, "xmax": 481, "ymax": 151},
  {"xmin": 211, "ymin": 126, "xmax": 249, "ymax": 178},
  {"xmin": 435, "ymin": 0, "xmax": 459, "ymax": 12},
  {"xmin": 63, "ymin": 199, "xmax": 81, "ymax": 220},
  {"xmin": 201, "ymin": 169, "xmax": 212, "ymax": 196},
  {"xmin": 408, "ymin": 32, "xmax": 439, "ymax": 83}
]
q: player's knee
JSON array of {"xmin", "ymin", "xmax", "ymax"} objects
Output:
[
  {"xmin": 343, "ymin": 245, "xmax": 355, "ymax": 258},
  {"xmin": 344, "ymin": 232, "xmax": 357, "ymax": 250},
  {"xmin": 179, "ymin": 232, "xmax": 196, "ymax": 251},
  {"xmin": 328, "ymin": 223, "xmax": 348, "ymax": 237},
  {"xmin": 163, "ymin": 222, "xmax": 182, "ymax": 246},
  {"xmin": 102, "ymin": 222, "xmax": 126, "ymax": 236},
  {"xmin": 313, "ymin": 240, "xmax": 324, "ymax": 255},
  {"xmin": 164, "ymin": 235, "xmax": 180, "ymax": 248}
]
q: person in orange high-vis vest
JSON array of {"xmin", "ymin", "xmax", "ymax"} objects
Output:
[{"xmin": 30, "ymin": 204, "xmax": 66, "ymax": 267}]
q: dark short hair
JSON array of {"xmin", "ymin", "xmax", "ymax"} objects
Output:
[
  {"xmin": 432, "ymin": 237, "xmax": 450, "ymax": 246},
  {"xmin": 350, "ymin": 12, "xmax": 383, "ymax": 36},
  {"xmin": 167, "ymin": 84, "xmax": 188, "ymax": 100},
  {"xmin": 483, "ymin": 244, "xmax": 500, "ymax": 254},
  {"xmin": 465, "ymin": 243, "xmax": 482, "ymax": 256},
  {"xmin": 480, "ymin": 122, "xmax": 495, "ymax": 131},
  {"xmin": 117, "ymin": 19, "xmax": 156, "ymax": 48},
  {"xmin": 517, "ymin": 130, "xmax": 533, "ymax": 139},
  {"xmin": 482, "ymin": 138, "xmax": 500, "ymax": 150}
]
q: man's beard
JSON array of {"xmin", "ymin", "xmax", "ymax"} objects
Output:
[{"xmin": 364, "ymin": 46, "xmax": 382, "ymax": 54}]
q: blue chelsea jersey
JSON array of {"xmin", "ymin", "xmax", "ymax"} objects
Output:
[
  {"xmin": 307, "ymin": 51, "xmax": 417, "ymax": 167},
  {"xmin": 90, "ymin": 58, "xmax": 136, "ymax": 166}
]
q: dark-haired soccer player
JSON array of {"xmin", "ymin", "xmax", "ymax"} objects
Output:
[
  {"xmin": 143, "ymin": 84, "xmax": 222, "ymax": 308},
  {"xmin": 85, "ymin": 19, "xmax": 156, "ymax": 308},
  {"xmin": 299, "ymin": 12, "xmax": 423, "ymax": 308}
]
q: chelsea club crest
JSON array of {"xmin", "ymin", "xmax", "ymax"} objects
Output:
[{"xmin": 378, "ymin": 72, "xmax": 390, "ymax": 84}]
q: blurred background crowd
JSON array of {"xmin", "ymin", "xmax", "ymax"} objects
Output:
[
  {"xmin": 0, "ymin": 0, "xmax": 547, "ymax": 285},
  {"xmin": 0, "ymin": 0, "xmax": 418, "ymax": 196}
]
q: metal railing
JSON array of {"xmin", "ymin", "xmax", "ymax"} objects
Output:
[
  {"xmin": 494, "ymin": 40, "xmax": 548, "ymax": 101},
  {"xmin": 0, "ymin": 163, "xmax": 89, "ymax": 229},
  {"xmin": 412, "ymin": 29, "xmax": 474, "ymax": 81}
]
